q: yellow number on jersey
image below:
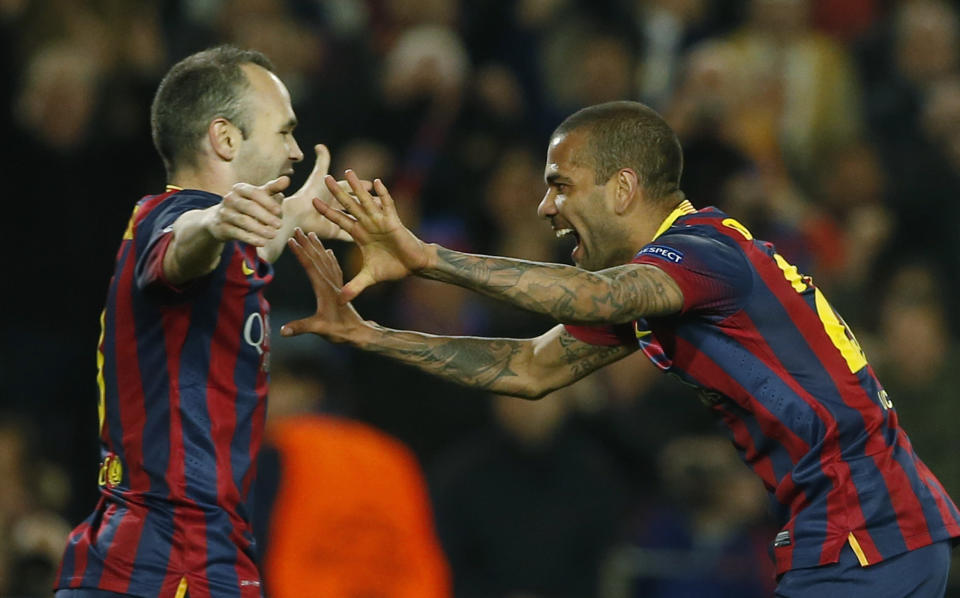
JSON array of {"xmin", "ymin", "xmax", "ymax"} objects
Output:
[{"xmin": 773, "ymin": 252, "xmax": 867, "ymax": 374}]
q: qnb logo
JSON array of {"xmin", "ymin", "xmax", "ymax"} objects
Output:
[
  {"xmin": 243, "ymin": 312, "xmax": 269, "ymax": 356},
  {"xmin": 639, "ymin": 244, "xmax": 684, "ymax": 263}
]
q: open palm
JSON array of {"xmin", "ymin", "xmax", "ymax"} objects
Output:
[
  {"xmin": 316, "ymin": 171, "xmax": 433, "ymax": 302},
  {"xmin": 281, "ymin": 229, "xmax": 365, "ymax": 341}
]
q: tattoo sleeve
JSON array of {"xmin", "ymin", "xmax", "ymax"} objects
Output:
[
  {"xmin": 356, "ymin": 324, "xmax": 635, "ymax": 399},
  {"xmin": 422, "ymin": 247, "xmax": 684, "ymax": 323}
]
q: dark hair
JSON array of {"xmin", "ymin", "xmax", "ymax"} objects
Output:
[
  {"xmin": 150, "ymin": 45, "xmax": 274, "ymax": 176},
  {"xmin": 552, "ymin": 101, "xmax": 683, "ymax": 201}
]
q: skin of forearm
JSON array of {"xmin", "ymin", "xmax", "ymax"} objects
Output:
[
  {"xmin": 332, "ymin": 322, "xmax": 634, "ymax": 399},
  {"xmin": 421, "ymin": 246, "xmax": 674, "ymax": 324},
  {"xmin": 164, "ymin": 208, "xmax": 224, "ymax": 285},
  {"xmin": 348, "ymin": 322, "xmax": 548, "ymax": 398}
]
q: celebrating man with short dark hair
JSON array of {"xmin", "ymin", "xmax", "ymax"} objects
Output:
[
  {"xmin": 55, "ymin": 46, "xmax": 347, "ymax": 598},
  {"xmin": 286, "ymin": 101, "xmax": 959, "ymax": 598}
]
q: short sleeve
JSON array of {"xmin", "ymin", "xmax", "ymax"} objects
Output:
[
  {"xmin": 134, "ymin": 191, "xmax": 221, "ymax": 292},
  {"xmin": 563, "ymin": 323, "xmax": 636, "ymax": 347},
  {"xmin": 632, "ymin": 230, "xmax": 752, "ymax": 314}
]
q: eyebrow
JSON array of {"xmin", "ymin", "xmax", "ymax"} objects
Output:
[
  {"xmin": 545, "ymin": 173, "xmax": 572, "ymax": 185},
  {"xmin": 282, "ymin": 117, "xmax": 298, "ymax": 130}
]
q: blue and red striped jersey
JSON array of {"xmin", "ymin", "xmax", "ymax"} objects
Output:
[
  {"xmin": 57, "ymin": 188, "xmax": 273, "ymax": 598},
  {"xmin": 566, "ymin": 202, "xmax": 960, "ymax": 574}
]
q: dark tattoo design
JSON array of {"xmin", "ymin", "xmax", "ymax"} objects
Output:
[
  {"xmin": 556, "ymin": 329, "xmax": 634, "ymax": 379},
  {"xmin": 361, "ymin": 327, "xmax": 634, "ymax": 398},
  {"xmin": 425, "ymin": 247, "xmax": 682, "ymax": 323},
  {"xmin": 365, "ymin": 329, "xmax": 529, "ymax": 393}
]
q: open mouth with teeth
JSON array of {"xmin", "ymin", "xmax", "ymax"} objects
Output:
[{"xmin": 554, "ymin": 226, "xmax": 581, "ymax": 261}]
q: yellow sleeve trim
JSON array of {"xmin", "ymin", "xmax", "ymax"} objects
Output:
[
  {"xmin": 847, "ymin": 533, "xmax": 870, "ymax": 567},
  {"xmin": 174, "ymin": 576, "xmax": 188, "ymax": 598}
]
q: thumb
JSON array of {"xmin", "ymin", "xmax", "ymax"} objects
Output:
[
  {"xmin": 280, "ymin": 318, "xmax": 312, "ymax": 338},
  {"xmin": 296, "ymin": 144, "xmax": 331, "ymax": 199},
  {"xmin": 340, "ymin": 271, "xmax": 375, "ymax": 303},
  {"xmin": 310, "ymin": 144, "xmax": 331, "ymax": 178},
  {"xmin": 263, "ymin": 175, "xmax": 291, "ymax": 194}
]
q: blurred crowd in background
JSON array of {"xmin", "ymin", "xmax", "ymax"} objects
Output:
[{"xmin": 1, "ymin": 0, "xmax": 959, "ymax": 595}]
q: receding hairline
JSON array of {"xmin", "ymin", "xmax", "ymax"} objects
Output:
[{"xmin": 150, "ymin": 45, "xmax": 277, "ymax": 176}]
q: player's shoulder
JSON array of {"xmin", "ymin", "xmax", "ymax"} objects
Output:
[
  {"xmin": 646, "ymin": 208, "xmax": 747, "ymax": 256},
  {"xmin": 134, "ymin": 188, "xmax": 222, "ymax": 228},
  {"xmin": 634, "ymin": 208, "xmax": 755, "ymax": 289}
]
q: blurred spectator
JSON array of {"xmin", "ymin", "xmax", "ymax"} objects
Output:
[
  {"xmin": 0, "ymin": 421, "xmax": 72, "ymax": 597},
  {"xmin": 574, "ymin": 33, "xmax": 637, "ymax": 107},
  {"xmin": 14, "ymin": 41, "xmax": 101, "ymax": 151},
  {"xmin": 664, "ymin": 44, "xmax": 757, "ymax": 209},
  {"xmin": 600, "ymin": 435, "xmax": 776, "ymax": 598},
  {"xmin": 481, "ymin": 145, "xmax": 558, "ymax": 261},
  {"xmin": 715, "ymin": 0, "xmax": 864, "ymax": 179},
  {"xmin": 375, "ymin": 23, "xmax": 470, "ymax": 218},
  {"xmin": 802, "ymin": 140, "xmax": 892, "ymax": 318},
  {"xmin": 870, "ymin": 262, "xmax": 960, "ymax": 497},
  {"xmin": 431, "ymin": 381, "xmax": 629, "ymax": 598},
  {"xmin": 634, "ymin": 0, "xmax": 731, "ymax": 110},
  {"xmin": 254, "ymin": 354, "xmax": 451, "ymax": 598}
]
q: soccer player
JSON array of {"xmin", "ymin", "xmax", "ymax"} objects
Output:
[
  {"xmin": 284, "ymin": 101, "xmax": 959, "ymax": 597},
  {"xmin": 55, "ymin": 46, "xmax": 349, "ymax": 598}
]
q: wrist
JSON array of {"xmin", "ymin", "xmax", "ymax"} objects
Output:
[
  {"xmin": 351, "ymin": 319, "xmax": 383, "ymax": 349},
  {"xmin": 419, "ymin": 243, "xmax": 441, "ymax": 273}
]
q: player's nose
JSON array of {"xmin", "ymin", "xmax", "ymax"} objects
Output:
[
  {"xmin": 289, "ymin": 137, "xmax": 304, "ymax": 163},
  {"xmin": 537, "ymin": 190, "xmax": 557, "ymax": 219}
]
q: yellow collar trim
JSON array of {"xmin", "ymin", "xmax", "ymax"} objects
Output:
[
  {"xmin": 651, "ymin": 200, "xmax": 695, "ymax": 241},
  {"xmin": 165, "ymin": 184, "xmax": 183, "ymax": 192}
]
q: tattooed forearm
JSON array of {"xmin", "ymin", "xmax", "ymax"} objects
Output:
[
  {"xmin": 361, "ymin": 326, "xmax": 541, "ymax": 397},
  {"xmin": 557, "ymin": 330, "xmax": 635, "ymax": 379},
  {"xmin": 423, "ymin": 247, "xmax": 683, "ymax": 323}
]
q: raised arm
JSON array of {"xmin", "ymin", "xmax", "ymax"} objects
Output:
[
  {"xmin": 163, "ymin": 176, "xmax": 288, "ymax": 285},
  {"xmin": 316, "ymin": 173, "xmax": 684, "ymax": 323},
  {"xmin": 421, "ymin": 250, "xmax": 683, "ymax": 324},
  {"xmin": 280, "ymin": 230, "xmax": 637, "ymax": 398}
]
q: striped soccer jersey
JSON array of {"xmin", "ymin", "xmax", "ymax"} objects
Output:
[
  {"xmin": 566, "ymin": 201, "xmax": 960, "ymax": 575},
  {"xmin": 57, "ymin": 188, "xmax": 273, "ymax": 598}
]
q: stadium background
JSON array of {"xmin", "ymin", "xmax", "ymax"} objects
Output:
[{"xmin": 1, "ymin": 0, "xmax": 958, "ymax": 595}]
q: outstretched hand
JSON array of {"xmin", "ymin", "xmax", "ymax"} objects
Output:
[
  {"xmin": 280, "ymin": 229, "xmax": 366, "ymax": 341},
  {"xmin": 285, "ymin": 144, "xmax": 353, "ymax": 242},
  {"xmin": 207, "ymin": 176, "xmax": 289, "ymax": 245},
  {"xmin": 316, "ymin": 171, "xmax": 435, "ymax": 302}
]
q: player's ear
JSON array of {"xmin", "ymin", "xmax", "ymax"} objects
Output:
[
  {"xmin": 614, "ymin": 168, "xmax": 640, "ymax": 215},
  {"xmin": 208, "ymin": 117, "xmax": 240, "ymax": 161}
]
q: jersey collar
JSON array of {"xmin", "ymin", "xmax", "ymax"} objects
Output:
[
  {"xmin": 165, "ymin": 184, "xmax": 184, "ymax": 192},
  {"xmin": 651, "ymin": 199, "xmax": 695, "ymax": 241}
]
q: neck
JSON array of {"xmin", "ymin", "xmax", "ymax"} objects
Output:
[
  {"xmin": 648, "ymin": 192, "xmax": 692, "ymax": 240},
  {"xmin": 168, "ymin": 165, "xmax": 234, "ymax": 197}
]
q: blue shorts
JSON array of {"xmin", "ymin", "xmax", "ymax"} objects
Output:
[{"xmin": 775, "ymin": 540, "xmax": 952, "ymax": 598}]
